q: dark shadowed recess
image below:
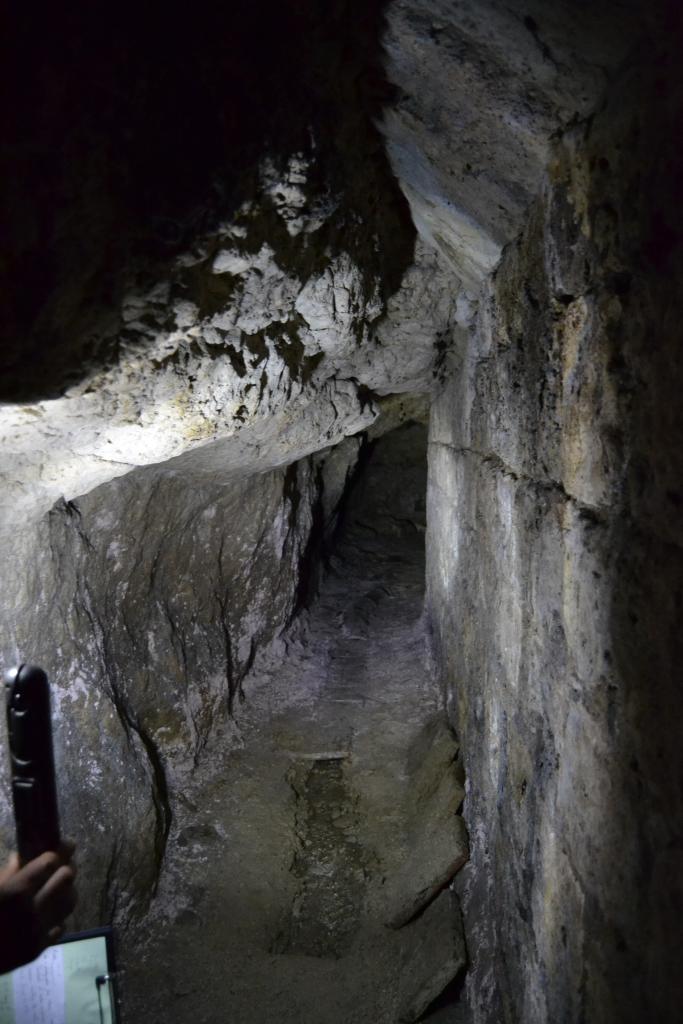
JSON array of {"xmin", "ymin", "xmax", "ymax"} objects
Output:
[{"xmin": 0, "ymin": 1, "xmax": 414, "ymax": 401}]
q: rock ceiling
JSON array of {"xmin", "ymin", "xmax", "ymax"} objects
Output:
[{"xmin": 0, "ymin": 0, "xmax": 640, "ymax": 536}]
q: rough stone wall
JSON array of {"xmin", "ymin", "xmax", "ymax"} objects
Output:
[
  {"xmin": 0, "ymin": 454, "xmax": 334, "ymax": 929},
  {"xmin": 382, "ymin": 0, "xmax": 640, "ymax": 291},
  {"xmin": 427, "ymin": 32, "xmax": 683, "ymax": 1024}
]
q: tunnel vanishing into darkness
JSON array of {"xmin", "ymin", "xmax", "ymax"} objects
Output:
[{"xmin": 1, "ymin": 2, "xmax": 682, "ymax": 1023}]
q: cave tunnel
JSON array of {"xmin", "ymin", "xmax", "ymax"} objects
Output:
[{"xmin": 0, "ymin": 2, "xmax": 682, "ymax": 1022}]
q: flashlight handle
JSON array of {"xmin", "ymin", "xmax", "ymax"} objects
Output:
[{"xmin": 4, "ymin": 664, "xmax": 61, "ymax": 864}]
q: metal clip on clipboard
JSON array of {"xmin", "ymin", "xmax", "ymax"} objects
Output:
[{"xmin": 95, "ymin": 973, "xmax": 116, "ymax": 1024}]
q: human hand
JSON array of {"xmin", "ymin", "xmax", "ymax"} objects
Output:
[{"xmin": 0, "ymin": 842, "xmax": 77, "ymax": 974}]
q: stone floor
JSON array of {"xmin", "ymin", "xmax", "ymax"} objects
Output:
[{"xmin": 120, "ymin": 423, "xmax": 467, "ymax": 1023}]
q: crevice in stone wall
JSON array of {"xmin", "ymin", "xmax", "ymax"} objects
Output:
[
  {"xmin": 132, "ymin": 725, "xmax": 173, "ymax": 896},
  {"xmin": 283, "ymin": 460, "xmax": 327, "ymax": 624},
  {"xmin": 50, "ymin": 497, "xmax": 174, "ymax": 905},
  {"xmin": 214, "ymin": 533, "xmax": 243, "ymax": 717},
  {"xmin": 430, "ymin": 440, "xmax": 610, "ymax": 520},
  {"xmin": 320, "ymin": 431, "xmax": 376, "ymax": 554},
  {"xmin": 417, "ymin": 966, "xmax": 468, "ymax": 1024}
]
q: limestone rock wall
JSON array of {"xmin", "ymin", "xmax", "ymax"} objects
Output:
[
  {"xmin": 382, "ymin": 0, "xmax": 640, "ymax": 291},
  {"xmin": 0, "ymin": 452, "xmax": 338, "ymax": 929},
  {"xmin": 427, "ymin": 40, "xmax": 683, "ymax": 1024}
]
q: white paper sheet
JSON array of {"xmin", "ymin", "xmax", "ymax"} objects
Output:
[{"xmin": 12, "ymin": 946, "xmax": 65, "ymax": 1024}]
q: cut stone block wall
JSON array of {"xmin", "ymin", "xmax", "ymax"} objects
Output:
[{"xmin": 426, "ymin": 47, "xmax": 683, "ymax": 1024}]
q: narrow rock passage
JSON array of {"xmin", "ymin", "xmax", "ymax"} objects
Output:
[{"xmin": 125, "ymin": 422, "xmax": 467, "ymax": 1024}]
